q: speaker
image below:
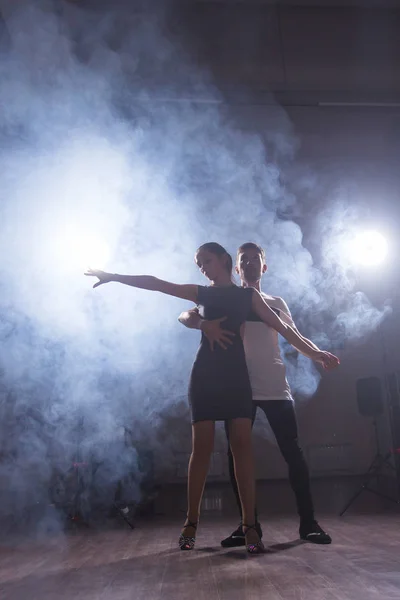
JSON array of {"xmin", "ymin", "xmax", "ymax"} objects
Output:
[
  {"xmin": 387, "ymin": 372, "xmax": 400, "ymax": 408},
  {"xmin": 386, "ymin": 372, "xmax": 400, "ymax": 450},
  {"xmin": 356, "ymin": 376, "xmax": 383, "ymax": 416}
]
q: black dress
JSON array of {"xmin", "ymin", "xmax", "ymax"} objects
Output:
[{"xmin": 188, "ymin": 285, "xmax": 254, "ymax": 423}]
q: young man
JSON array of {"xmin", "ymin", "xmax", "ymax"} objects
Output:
[{"xmin": 178, "ymin": 242, "xmax": 333, "ymax": 545}]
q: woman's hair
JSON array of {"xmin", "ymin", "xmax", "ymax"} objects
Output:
[{"xmin": 196, "ymin": 242, "xmax": 233, "ymax": 274}]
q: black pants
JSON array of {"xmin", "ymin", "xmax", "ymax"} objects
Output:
[{"xmin": 225, "ymin": 400, "xmax": 315, "ymax": 525}]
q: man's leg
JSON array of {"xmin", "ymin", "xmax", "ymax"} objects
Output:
[
  {"xmin": 221, "ymin": 403, "xmax": 261, "ymax": 547},
  {"xmin": 260, "ymin": 400, "xmax": 331, "ymax": 544}
]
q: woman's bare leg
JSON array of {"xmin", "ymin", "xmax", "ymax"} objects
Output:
[
  {"xmin": 183, "ymin": 420, "xmax": 215, "ymax": 535},
  {"xmin": 228, "ymin": 418, "xmax": 261, "ymax": 547}
]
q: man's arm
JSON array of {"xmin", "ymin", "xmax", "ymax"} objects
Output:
[
  {"xmin": 178, "ymin": 308, "xmax": 235, "ymax": 351},
  {"xmin": 252, "ymin": 291, "xmax": 339, "ymax": 370},
  {"xmin": 275, "ymin": 296, "xmax": 338, "ymax": 368},
  {"xmin": 178, "ymin": 308, "xmax": 203, "ymax": 330},
  {"xmin": 293, "ymin": 328, "xmax": 320, "ymax": 352},
  {"xmin": 273, "ymin": 297, "xmax": 321, "ymax": 352}
]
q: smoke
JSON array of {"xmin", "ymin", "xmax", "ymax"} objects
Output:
[
  {"xmin": 312, "ymin": 198, "xmax": 392, "ymax": 345},
  {"xmin": 0, "ymin": 0, "xmax": 391, "ymax": 530}
]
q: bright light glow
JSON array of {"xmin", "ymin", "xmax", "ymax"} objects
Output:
[
  {"xmin": 56, "ymin": 228, "xmax": 111, "ymax": 270},
  {"xmin": 350, "ymin": 231, "xmax": 388, "ymax": 266}
]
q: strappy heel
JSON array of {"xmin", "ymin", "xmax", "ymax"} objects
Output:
[
  {"xmin": 243, "ymin": 523, "xmax": 265, "ymax": 554},
  {"xmin": 179, "ymin": 519, "xmax": 198, "ymax": 551}
]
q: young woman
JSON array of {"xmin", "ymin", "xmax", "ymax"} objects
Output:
[{"xmin": 85, "ymin": 242, "xmax": 338, "ymax": 553}]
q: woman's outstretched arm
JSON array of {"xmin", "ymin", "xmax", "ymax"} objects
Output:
[
  {"xmin": 251, "ymin": 289, "xmax": 340, "ymax": 370},
  {"xmin": 84, "ymin": 269, "xmax": 198, "ymax": 303}
]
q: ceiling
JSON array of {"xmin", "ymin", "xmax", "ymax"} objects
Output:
[
  {"xmin": 2, "ymin": 0, "xmax": 400, "ymax": 13},
  {"xmin": 192, "ymin": 0, "xmax": 400, "ymax": 5}
]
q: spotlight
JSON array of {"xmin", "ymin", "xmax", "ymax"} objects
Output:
[
  {"xmin": 56, "ymin": 227, "xmax": 110, "ymax": 270},
  {"xmin": 350, "ymin": 231, "xmax": 388, "ymax": 267}
]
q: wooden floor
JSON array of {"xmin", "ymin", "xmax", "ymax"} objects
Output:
[{"xmin": 1, "ymin": 479, "xmax": 400, "ymax": 600}]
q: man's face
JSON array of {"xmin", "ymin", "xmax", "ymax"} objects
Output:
[{"xmin": 236, "ymin": 248, "xmax": 267, "ymax": 283}]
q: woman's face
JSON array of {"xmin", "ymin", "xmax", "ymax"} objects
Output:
[{"xmin": 195, "ymin": 249, "xmax": 226, "ymax": 281}]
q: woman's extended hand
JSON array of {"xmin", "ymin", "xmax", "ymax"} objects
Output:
[
  {"xmin": 313, "ymin": 351, "xmax": 340, "ymax": 371},
  {"xmin": 84, "ymin": 268, "xmax": 114, "ymax": 288}
]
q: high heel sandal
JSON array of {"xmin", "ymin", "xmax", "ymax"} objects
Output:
[
  {"xmin": 179, "ymin": 519, "xmax": 198, "ymax": 551},
  {"xmin": 243, "ymin": 524, "xmax": 265, "ymax": 555}
]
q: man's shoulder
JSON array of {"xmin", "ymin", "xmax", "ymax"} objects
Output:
[
  {"xmin": 259, "ymin": 293, "xmax": 294, "ymax": 324},
  {"xmin": 260, "ymin": 293, "xmax": 288, "ymax": 309}
]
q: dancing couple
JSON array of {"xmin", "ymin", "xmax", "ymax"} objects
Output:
[{"xmin": 85, "ymin": 241, "xmax": 339, "ymax": 554}]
